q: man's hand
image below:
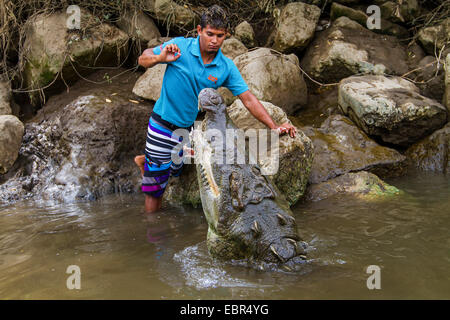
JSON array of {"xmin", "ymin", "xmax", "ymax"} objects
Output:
[
  {"xmin": 274, "ymin": 122, "xmax": 296, "ymax": 138},
  {"xmin": 160, "ymin": 43, "xmax": 181, "ymax": 63}
]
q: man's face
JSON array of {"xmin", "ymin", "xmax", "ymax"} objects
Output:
[{"xmin": 197, "ymin": 25, "xmax": 227, "ymax": 54}]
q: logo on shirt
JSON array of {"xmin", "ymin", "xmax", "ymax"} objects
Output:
[{"xmin": 208, "ymin": 75, "xmax": 218, "ymax": 84}]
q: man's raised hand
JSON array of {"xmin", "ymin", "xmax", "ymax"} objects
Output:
[{"xmin": 161, "ymin": 43, "xmax": 181, "ymax": 63}]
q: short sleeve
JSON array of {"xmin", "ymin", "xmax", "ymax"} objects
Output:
[
  {"xmin": 223, "ymin": 62, "xmax": 249, "ymax": 96},
  {"xmin": 151, "ymin": 38, "xmax": 181, "ymax": 64}
]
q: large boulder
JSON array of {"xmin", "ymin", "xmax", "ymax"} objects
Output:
[
  {"xmin": 271, "ymin": 2, "xmax": 321, "ymax": 53},
  {"xmin": 227, "ymin": 99, "xmax": 314, "ymax": 206},
  {"xmin": 0, "ymin": 79, "xmax": 12, "ymax": 115},
  {"xmin": 300, "ymin": 16, "xmax": 411, "ymax": 84},
  {"xmin": 116, "ymin": 10, "xmax": 160, "ymax": 45},
  {"xmin": 221, "ymin": 37, "xmax": 248, "ymax": 60},
  {"xmin": 410, "ymin": 55, "xmax": 446, "ymax": 102},
  {"xmin": 132, "ymin": 64, "xmax": 167, "ymax": 101},
  {"xmin": 164, "ymin": 163, "xmax": 201, "ymax": 207},
  {"xmin": 301, "ymin": 115, "xmax": 407, "ymax": 184},
  {"xmin": 417, "ymin": 18, "xmax": 450, "ymax": 55},
  {"xmin": 305, "ymin": 171, "xmax": 402, "ymax": 202},
  {"xmin": 234, "ymin": 48, "xmax": 307, "ymax": 115},
  {"xmin": 0, "ymin": 70, "xmax": 153, "ymax": 203},
  {"xmin": 405, "ymin": 122, "xmax": 450, "ymax": 174},
  {"xmin": 153, "ymin": 0, "xmax": 198, "ymax": 33},
  {"xmin": 234, "ymin": 21, "xmax": 256, "ymax": 48},
  {"xmin": 0, "ymin": 115, "xmax": 24, "ymax": 174},
  {"xmin": 338, "ymin": 75, "xmax": 448, "ymax": 147},
  {"xmin": 21, "ymin": 10, "xmax": 129, "ymax": 106}
]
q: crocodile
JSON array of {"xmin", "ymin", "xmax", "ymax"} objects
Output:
[{"xmin": 193, "ymin": 88, "xmax": 308, "ymax": 272}]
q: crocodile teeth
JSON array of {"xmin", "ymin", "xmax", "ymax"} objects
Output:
[
  {"xmin": 277, "ymin": 214, "xmax": 287, "ymax": 225},
  {"xmin": 281, "ymin": 265, "xmax": 292, "ymax": 272},
  {"xmin": 299, "ymin": 255, "xmax": 307, "ymax": 260},
  {"xmin": 286, "ymin": 238, "xmax": 299, "ymax": 253},
  {"xmin": 251, "ymin": 221, "xmax": 260, "ymax": 236},
  {"xmin": 270, "ymin": 245, "xmax": 285, "ymax": 263}
]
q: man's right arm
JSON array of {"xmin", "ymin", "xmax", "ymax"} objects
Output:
[{"xmin": 138, "ymin": 44, "xmax": 181, "ymax": 69}]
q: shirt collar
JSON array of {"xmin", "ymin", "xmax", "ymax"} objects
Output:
[{"xmin": 190, "ymin": 36, "xmax": 222, "ymax": 67}]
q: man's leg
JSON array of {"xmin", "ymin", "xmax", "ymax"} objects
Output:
[
  {"xmin": 134, "ymin": 155, "xmax": 145, "ymax": 176},
  {"xmin": 145, "ymin": 194, "xmax": 162, "ymax": 213}
]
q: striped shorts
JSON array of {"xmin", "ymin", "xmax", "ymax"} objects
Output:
[{"xmin": 142, "ymin": 113, "xmax": 190, "ymax": 198}]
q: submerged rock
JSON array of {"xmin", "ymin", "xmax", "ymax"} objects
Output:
[
  {"xmin": 305, "ymin": 171, "xmax": 402, "ymax": 202},
  {"xmin": 406, "ymin": 122, "xmax": 450, "ymax": 174},
  {"xmin": 234, "ymin": 48, "xmax": 307, "ymax": 115},
  {"xmin": 338, "ymin": 75, "xmax": 448, "ymax": 147},
  {"xmin": 0, "ymin": 72, "xmax": 152, "ymax": 203},
  {"xmin": 301, "ymin": 114, "xmax": 407, "ymax": 184},
  {"xmin": 228, "ymin": 99, "xmax": 314, "ymax": 205},
  {"xmin": 0, "ymin": 115, "xmax": 24, "ymax": 174}
]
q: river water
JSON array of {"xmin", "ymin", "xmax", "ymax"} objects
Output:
[{"xmin": 0, "ymin": 172, "xmax": 448, "ymax": 299}]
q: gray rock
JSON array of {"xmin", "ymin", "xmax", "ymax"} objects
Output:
[
  {"xmin": 132, "ymin": 64, "xmax": 167, "ymax": 101},
  {"xmin": 301, "ymin": 115, "xmax": 407, "ymax": 184},
  {"xmin": 234, "ymin": 21, "xmax": 256, "ymax": 48},
  {"xmin": 338, "ymin": 75, "xmax": 448, "ymax": 147},
  {"xmin": 0, "ymin": 115, "xmax": 24, "ymax": 174},
  {"xmin": 417, "ymin": 18, "xmax": 450, "ymax": 55},
  {"xmin": 234, "ymin": 48, "xmax": 307, "ymax": 115},
  {"xmin": 227, "ymin": 99, "xmax": 314, "ymax": 205},
  {"xmin": 221, "ymin": 37, "xmax": 248, "ymax": 60},
  {"xmin": 301, "ymin": 16, "xmax": 410, "ymax": 84},
  {"xmin": 305, "ymin": 171, "xmax": 402, "ymax": 202},
  {"xmin": 116, "ymin": 9, "xmax": 160, "ymax": 44},
  {"xmin": 0, "ymin": 79, "xmax": 12, "ymax": 115},
  {"xmin": 406, "ymin": 122, "xmax": 450, "ymax": 174},
  {"xmin": 153, "ymin": 0, "xmax": 198, "ymax": 33},
  {"xmin": 0, "ymin": 74, "xmax": 153, "ymax": 203},
  {"xmin": 21, "ymin": 9, "xmax": 129, "ymax": 106},
  {"xmin": 272, "ymin": 2, "xmax": 321, "ymax": 53}
]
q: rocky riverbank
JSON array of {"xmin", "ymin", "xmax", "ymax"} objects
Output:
[{"xmin": 0, "ymin": 0, "xmax": 448, "ymax": 206}]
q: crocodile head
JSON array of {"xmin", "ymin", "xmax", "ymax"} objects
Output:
[{"xmin": 194, "ymin": 88, "xmax": 308, "ymax": 272}]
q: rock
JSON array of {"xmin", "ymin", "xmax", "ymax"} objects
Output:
[
  {"xmin": 147, "ymin": 37, "xmax": 173, "ymax": 49},
  {"xmin": 301, "ymin": 16, "xmax": 411, "ymax": 84},
  {"xmin": 338, "ymin": 75, "xmax": 448, "ymax": 147},
  {"xmin": 21, "ymin": 10, "xmax": 129, "ymax": 106},
  {"xmin": 380, "ymin": 0, "xmax": 420, "ymax": 24},
  {"xmin": 330, "ymin": 2, "xmax": 409, "ymax": 38},
  {"xmin": 406, "ymin": 122, "xmax": 450, "ymax": 174},
  {"xmin": 445, "ymin": 54, "xmax": 450, "ymax": 110},
  {"xmin": 217, "ymin": 87, "xmax": 236, "ymax": 106},
  {"xmin": 164, "ymin": 163, "xmax": 201, "ymax": 207},
  {"xmin": 0, "ymin": 70, "xmax": 153, "ymax": 203},
  {"xmin": 116, "ymin": 10, "xmax": 160, "ymax": 44},
  {"xmin": 153, "ymin": 0, "xmax": 198, "ymax": 33},
  {"xmin": 301, "ymin": 115, "xmax": 407, "ymax": 184},
  {"xmin": 0, "ymin": 115, "xmax": 24, "ymax": 174},
  {"xmin": 417, "ymin": 18, "xmax": 450, "ymax": 55},
  {"xmin": 234, "ymin": 48, "xmax": 307, "ymax": 115},
  {"xmin": 221, "ymin": 37, "xmax": 248, "ymax": 60},
  {"xmin": 410, "ymin": 55, "xmax": 446, "ymax": 102},
  {"xmin": 272, "ymin": 2, "xmax": 321, "ymax": 53},
  {"xmin": 228, "ymin": 99, "xmax": 314, "ymax": 205},
  {"xmin": 234, "ymin": 21, "xmax": 256, "ymax": 48},
  {"xmin": 0, "ymin": 79, "xmax": 12, "ymax": 115},
  {"xmin": 132, "ymin": 64, "xmax": 167, "ymax": 101},
  {"xmin": 305, "ymin": 171, "xmax": 402, "ymax": 202}
]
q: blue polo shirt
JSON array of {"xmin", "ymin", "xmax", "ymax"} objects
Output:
[{"xmin": 151, "ymin": 36, "xmax": 249, "ymax": 128}]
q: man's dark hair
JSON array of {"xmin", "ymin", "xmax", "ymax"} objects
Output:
[{"xmin": 200, "ymin": 5, "xmax": 229, "ymax": 30}]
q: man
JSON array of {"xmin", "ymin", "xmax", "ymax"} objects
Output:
[{"xmin": 135, "ymin": 5, "xmax": 297, "ymax": 213}]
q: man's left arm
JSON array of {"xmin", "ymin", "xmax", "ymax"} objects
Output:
[{"xmin": 238, "ymin": 90, "xmax": 297, "ymax": 138}]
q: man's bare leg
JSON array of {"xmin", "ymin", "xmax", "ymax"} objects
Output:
[
  {"xmin": 134, "ymin": 155, "xmax": 145, "ymax": 176},
  {"xmin": 145, "ymin": 194, "xmax": 162, "ymax": 213}
]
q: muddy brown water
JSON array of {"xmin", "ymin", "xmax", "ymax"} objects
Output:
[{"xmin": 0, "ymin": 172, "xmax": 449, "ymax": 299}]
